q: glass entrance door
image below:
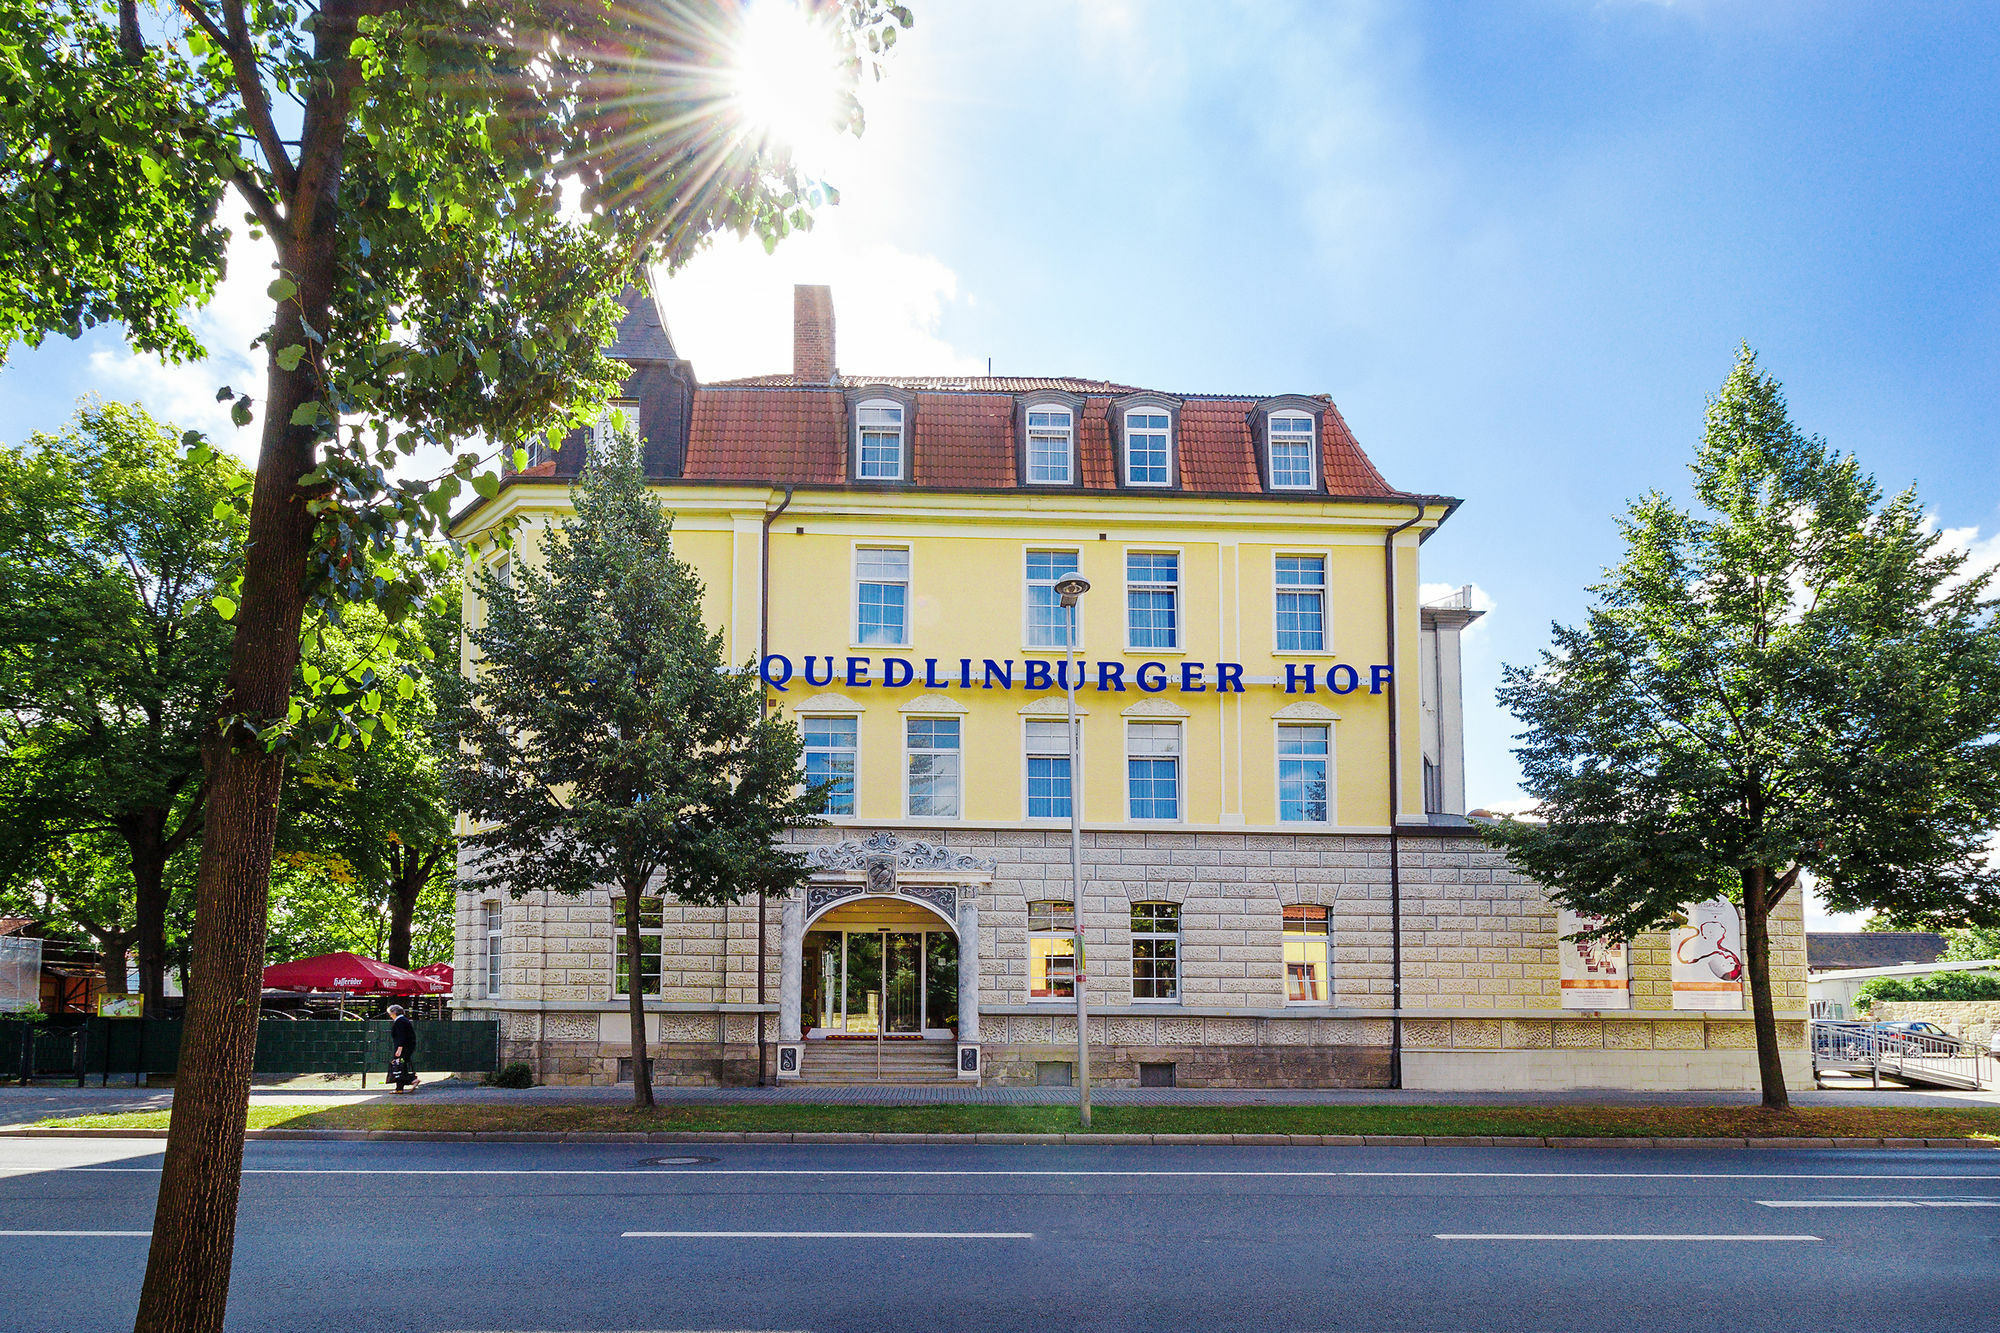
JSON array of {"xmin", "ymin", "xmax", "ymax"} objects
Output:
[
  {"xmin": 884, "ymin": 932, "xmax": 922, "ymax": 1034},
  {"xmin": 803, "ymin": 924, "xmax": 959, "ymax": 1035}
]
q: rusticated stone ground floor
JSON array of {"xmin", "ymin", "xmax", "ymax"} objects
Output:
[{"xmin": 462, "ymin": 824, "xmax": 1810, "ymax": 1091}]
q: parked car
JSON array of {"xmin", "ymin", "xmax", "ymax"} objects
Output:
[{"xmin": 1872, "ymin": 1020, "xmax": 1965, "ymax": 1053}]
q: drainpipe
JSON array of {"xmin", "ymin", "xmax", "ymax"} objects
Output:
[
  {"xmin": 1383, "ymin": 502, "xmax": 1427, "ymax": 1090},
  {"xmin": 755, "ymin": 485, "xmax": 796, "ymax": 1086}
]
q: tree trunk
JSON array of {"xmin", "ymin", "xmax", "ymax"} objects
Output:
[
  {"xmin": 126, "ymin": 820, "xmax": 170, "ymax": 1014},
  {"xmin": 622, "ymin": 879, "xmax": 654, "ymax": 1110},
  {"xmin": 132, "ymin": 11, "xmax": 358, "ymax": 1306},
  {"xmin": 1742, "ymin": 865, "xmax": 1790, "ymax": 1111},
  {"xmin": 385, "ymin": 854, "xmax": 423, "ymax": 971},
  {"xmin": 100, "ymin": 934, "xmax": 132, "ymax": 996}
]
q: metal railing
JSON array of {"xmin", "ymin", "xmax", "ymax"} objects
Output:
[{"xmin": 1811, "ymin": 1019, "xmax": 1993, "ymax": 1090}]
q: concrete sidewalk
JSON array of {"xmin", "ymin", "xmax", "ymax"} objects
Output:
[{"xmin": 3, "ymin": 1071, "xmax": 1996, "ymax": 1127}]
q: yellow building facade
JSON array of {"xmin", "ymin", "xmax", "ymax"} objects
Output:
[{"xmin": 450, "ymin": 285, "xmax": 1809, "ymax": 1090}]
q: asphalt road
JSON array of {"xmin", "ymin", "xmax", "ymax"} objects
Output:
[{"xmin": 3, "ymin": 1138, "xmax": 1997, "ymax": 1332}]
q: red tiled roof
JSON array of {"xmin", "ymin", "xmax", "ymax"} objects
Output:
[
  {"xmin": 713, "ymin": 373, "xmax": 1146, "ymax": 394},
  {"xmin": 684, "ymin": 384, "xmax": 1406, "ymax": 498}
]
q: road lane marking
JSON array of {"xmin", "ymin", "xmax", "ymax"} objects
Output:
[
  {"xmin": 622, "ymin": 1231, "xmax": 1032, "ymax": 1239},
  {"xmin": 0, "ymin": 1229, "xmax": 150, "ymax": 1236},
  {"xmin": 1436, "ymin": 1234, "xmax": 1820, "ymax": 1242},
  {"xmin": 1760, "ymin": 1192, "xmax": 2000, "ymax": 1200},
  {"xmin": 42, "ymin": 1167, "xmax": 2000, "ymax": 1182}
]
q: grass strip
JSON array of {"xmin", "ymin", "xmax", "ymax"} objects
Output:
[{"xmin": 32, "ymin": 1102, "xmax": 2000, "ymax": 1140}]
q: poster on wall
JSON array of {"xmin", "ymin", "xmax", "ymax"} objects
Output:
[
  {"xmin": 1557, "ymin": 908, "xmax": 1630, "ymax": 1010},
  {"xmin": 1672, "ymin": 897, "xmax": 1745, "ymax": 1011}
]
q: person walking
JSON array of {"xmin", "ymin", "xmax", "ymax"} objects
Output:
[{"xmin": 387, "ymin": 1003, "xmax": 419, "ymax": 1093}]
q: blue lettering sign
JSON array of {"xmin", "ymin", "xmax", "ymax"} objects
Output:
[
  {"xmin": 1098, "ymin": 661, "xmax": 1126, "ymax": 692},
  {"xmin": 1024, "ymin": 659, "xmax": 1053, "ymax": 691},
  {"xmin": 883, "ymin": 657, "xmax": 914, "ymax": 688},
  {"xmin": 1328, "ymin": 663, "xmax": 1359, "ymax": 695},
  {"xmin": 1136, "ymin": 661, "xmax": 1169, "ymax": 693},
  {"xmin": 846, "ymin": 656, "xmax": 872, "ymax": 688},
  {"xmin": 1286, "ymin": 664, "xmax": 1316, "ymax": 694},
  {"xmin": 759, "ymin": 655, "xmax": 793, "ymax": 692},
  {"xmin": 804, "ymin": 655, "xmax": 834, "ymax": 688},
  {"xmin": 1215, "ymin": 662, "xmax": 1244, "ymax": 694},
  {"xmin": 1370, "ymin": 664, "xmax": 1394, "ymax": 695}
]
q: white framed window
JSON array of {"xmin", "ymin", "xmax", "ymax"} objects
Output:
[
  {"xmin": 614, "ymin": 896, "xmax": 664, "ymax": 997},
  {"xmin": 905, "ymin": 716, "xmax": 962, "ymax": 818},
  {"xmin": 1026, "ymin": 405, "xmax": 1074, "ymax": 483},
  {"xmin": 1277, "ymin": 724, "xmax": 1332, "ymax": 823},
  {"xmin": 1024, "ymin": 718, "xmax": 1073, "ymax": 820},
  {"xmin": 1275, "ymin": 555, "xmax": 1326, "ymax": 652},
  {"xmin": 854, "ymin": 546, "xmax": 911, "ymax": 646},
  {"xmin": 856, "ymin": 399, "xmax": 905, "ymax": 480},
  {"xmin": 1025, "ymin": 549, "xmax": 1082, "ymax": 648},
  {"xmin": 1126, "ymin": 721, "xmax": 1182, "ymax": 821},
  {"xmin": 801, "ymin": 715, "xmax": 859, "ymax": 817},
  {"xmin": 1027, "ymin": 899, "xmax": 1076, "ymax": 1000},
  {"xmin": 482, "ymin": 902, "xmax": 503, "ymax": 999},
  {"xmin": 590, "ymin": 398, "xmax": 640, "ymax": 458},
  {"xmin": 1124, "ymin": 409, "xmax": 1171, "ymax": 485},
  {"xmin": 1131, "ymin": 902, "xmax": 1180, "ymax": 1001},
  {"xmin": 1284, "ymin": 904, "xmax": 1330, "ymax": 1003},
  {"xmin": 1268, "ymin": 412, "xmax": 1316, "ymax": 489},
  {"xmin": 1125, "ymin": 551, "xmax": 1180, "ymax": 650}
]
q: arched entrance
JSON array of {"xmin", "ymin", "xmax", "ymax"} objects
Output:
[{"xmin": 803, "ymin": 897, "xmax": 957, "ymax": 1037}]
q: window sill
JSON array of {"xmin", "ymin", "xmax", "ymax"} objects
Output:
[
  {"xmin": 848, "ymin": 643, "xmax": 914, "ymax": 653},
  {"xmin": 1122, "ymin": 647, "xmax": 1188, "ymax": 657}
]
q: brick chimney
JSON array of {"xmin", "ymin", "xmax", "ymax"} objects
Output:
[{"xmin": 793, "ymin": 284, "xmax": 836, "ymax": 382}]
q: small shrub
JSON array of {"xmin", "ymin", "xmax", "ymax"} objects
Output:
[{"xmin": 488, "ymin": 1061, "xmax": 535, "ymax": 1089}]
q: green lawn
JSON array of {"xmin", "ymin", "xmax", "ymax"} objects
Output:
[{"xmin": 33, "ymin": 1101, "xmax": 2000, "ymax": 1140}]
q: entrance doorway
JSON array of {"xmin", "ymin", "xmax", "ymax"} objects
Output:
[{"xmin": 804, "ymin": 922, "xmax": 958, "ymax": 1038}]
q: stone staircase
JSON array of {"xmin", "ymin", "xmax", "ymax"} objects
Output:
[{"xmin": 798, "ymin": 1038, "xmax": 961, "ymax": 1085}]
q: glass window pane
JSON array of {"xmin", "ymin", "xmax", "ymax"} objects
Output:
[
  {"xmin": 856, "ymin": 581, "xmax": 907, "ymax": 645},
  {"xmin": 1026, "ymin": 550, "xmax": 1081, "ymax": 647},
  {"xmin": 1026, "ymin": 755, "xmax": 1071, "ymax": 819},
  {"xmin": 1028, "ymin": 899, "xmax": 1076, "ymax": 931},
  {"xmin": 856, "ymin": 548, "xmax": 910, "ymax": 580}
]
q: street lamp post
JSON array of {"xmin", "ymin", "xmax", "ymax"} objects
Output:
[{"xmin": 1054, "ymin": 574, "xmax": 1092, "ymax": 1127}]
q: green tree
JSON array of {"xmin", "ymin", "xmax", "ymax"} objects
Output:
[
  {"xmin": 1939, "ymin": 926, "xmax": 2000, "ymax": 963},
  {"xmin": 3, "ymin": 2, "xmax": 908, "ymax": 1324},
  {"xmin": 0, "ymin": 400, "xmax": 244, "ymax": 1007},
  {"xmin": 441, "ymin": 438, "xmax": 824, "ymax": 1110},
  {"xmin": 1852, "ymin": 970, "xmax": 2000, "ymax": 1014},
  {"xmin": 279, "ymin": 593, "xmax": 458, "ymax": 969},
  {"xmin": 0, "ymin": 832, "xmax": 136, "ymax": 989},
  {"xmin": 1487, "ymin": 347, "xmax": 2000, "ymax": 1110}
]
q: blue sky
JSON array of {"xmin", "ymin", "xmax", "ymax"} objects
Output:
[{"xmin": 3, "ymin": 1, "xmax": 1995, "ymax": 924}]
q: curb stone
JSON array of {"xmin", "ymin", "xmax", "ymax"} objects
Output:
[{"xmin": 3, "ymin": 1126, "xmax": 1996, "ymax": 1149}]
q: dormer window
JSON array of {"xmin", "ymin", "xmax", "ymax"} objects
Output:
[
  {"xmin": 856, "ymin": 400, "xmax": 904, "ymax": 479},
  {"xmin": 1268, "ymin": 412, "xmax": 1316, "ymax": 489},
  {"xmin": 1025, "ymin": 406, "xmax": 1074, "ymax": 483},
  {"xmin": 1124, "ymin": 411, "xmax": 1172, "ymax": 486}
]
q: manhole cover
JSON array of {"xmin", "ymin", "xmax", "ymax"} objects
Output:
[{"xmin": 642, "ymin": 1155, "xmax": 717, "ymax": 1167}]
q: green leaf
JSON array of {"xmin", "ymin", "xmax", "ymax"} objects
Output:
[
  {"xmin": 396, "ymin": 674, "xmax": 417, "ymax": 700},
  {"xmin": 275, "ymin": 344, "xmax": 307, "ymax": 371},
  {"xmin": 512, "ymin": 447, "xmax": 529, "ymax": 471},
  {"xmin": 472, "ymin": 472, "xmax": 499, "ymax": 500},
  {"xmin": 268, "ymin": 277, "xmax": 298, "ymax": 303},
  {"xmin": 231, "ymin": 395, "xmax": 253, "ymax": 427},
  {"xmin": 211, "ymin": 594, "xmax": 237, "ymax": 620},
  {"xmin": 290, "ymin": 401, "xmax": 322, "ymax": 427},
  {"xmin": 211, "ymin": 498, "xmax": 235, "ymax": 521}
]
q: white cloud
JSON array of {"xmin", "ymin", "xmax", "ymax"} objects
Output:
[
  {"xmin": 1937, "ymin": 520, "xmax": 2000, "ymax": 593},
  {"xmin": 652, "ymin": 226, "xmax": 980, "ymax": 381},
  {"xmin": 88, "ymin": 204, "xmax": 275, "ymax": 461}
]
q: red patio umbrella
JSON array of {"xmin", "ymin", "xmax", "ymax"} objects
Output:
[
  {"xmin": 262, "ymin": 952, "xmax": 450, "ymax": 995},
  {"xmin": 412, "ymin": 962, "xmax": 453, "ymax": 987}
]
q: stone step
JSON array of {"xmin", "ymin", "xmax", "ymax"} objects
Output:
[{"xmin": 799, "ymin": 1040, "xmax": 961, "ymax": 1085}]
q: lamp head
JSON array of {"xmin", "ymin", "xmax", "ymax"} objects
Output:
[{"xmin": 1054, "ymin": 575, "xmax": 1091, "ymax": 607}]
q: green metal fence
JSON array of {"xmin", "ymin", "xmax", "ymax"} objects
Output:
[{"xmin": 9, "ymin": 1018, "xmax": 498, "ymax": 1082}]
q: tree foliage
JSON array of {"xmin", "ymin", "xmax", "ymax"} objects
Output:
[
  {"xmin": 277, "ymin": 589, "xmax": 458, "ymax": 968},
  {"xmin": 5, "ymin": 0, "xmax": 910, "ymax": 1321},
  {"xmin": 0, "ymin": 399, "xmax": 244, "ymax": 1001},
  {"xmin": 1939, "ymin": 925, "xmax": 2000, "ymax": 963},
  {"xmin": 442, "ymin": 437, "xmax": 824, "ymax": 1107},
  {"xmin": 1487, "ymin": 347, "xmax": 2000, "ymax": 1107},
  {"xmin": 1852, "ymin": 969, "xmax": 2000, "ymax": 1013}
]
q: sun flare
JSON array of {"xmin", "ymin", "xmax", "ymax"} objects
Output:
[{"xmin": 729, "ymin": 0, "xmax": 850, "ymax": 161}]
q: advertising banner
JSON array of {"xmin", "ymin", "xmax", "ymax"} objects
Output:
[
  {"xmin": 1672, "ymin": 897, "xmax": 1745, "ymax": 1010},
  {"xmin": 1557, "ymin": 908, "xmax": 1629, "ymax": 1010}
]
